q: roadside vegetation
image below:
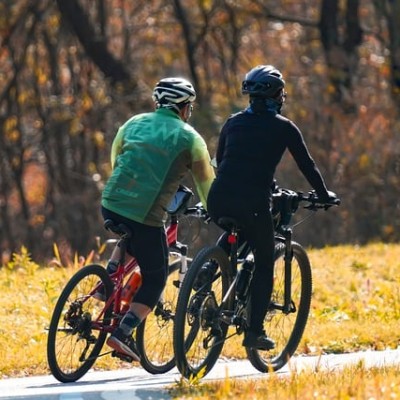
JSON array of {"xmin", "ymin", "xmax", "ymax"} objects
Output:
[
  {"xmin": 170, "ymin": 363, "xmax": 400, "ymax": 399},
  {"xmin": 1, "ymin": 242, "xmax": 399, "ymax": 398}
]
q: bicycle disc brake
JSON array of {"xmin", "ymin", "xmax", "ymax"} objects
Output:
[
  {"xmin": 154, "ymin": 300, "xmax": 174, "ymax": 328},
  {"xmin": 64, "ymin": 302, "xmax": 97, "ymax": 361},
  {"xmin": 232, "ymin": 301, "xmax": 248, "ymax": 335},
  {"xmin": 199, "ymin": 294, "xmax": 218, "ymax": 330}
]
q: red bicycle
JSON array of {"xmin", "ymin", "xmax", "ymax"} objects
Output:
[{"xmin": 46, "ymin": 185, "xmax": 207, "ymax": 382}]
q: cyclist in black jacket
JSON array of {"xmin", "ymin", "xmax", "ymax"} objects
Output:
[{"xmin": 207, "ymin": 65, "xmax": 338, "ymax": 350}]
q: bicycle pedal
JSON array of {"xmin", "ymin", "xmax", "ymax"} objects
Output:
[{"xmin": 111, "ymin": 350, "xmax": 134, "ymax": 363}]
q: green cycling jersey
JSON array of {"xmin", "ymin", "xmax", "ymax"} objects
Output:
[{"xmin": 102, "ymin": 108, "xmax": 215, "ymax": 227}]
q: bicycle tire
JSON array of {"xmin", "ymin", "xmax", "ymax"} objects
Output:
[
  {"xmin": 246, "ymin": 241, "xmax": 312, "ymax": 372},
  {"xmin": 47, "ymin": 264, "xmax": 114, "ymax": 383},
  {"xmin": 173, "ymin": 246, "xmax": 233, "ymax": 379},
  {"xmin": 135, "ymin": 259, "xmax": 185, "ymax": 374}
]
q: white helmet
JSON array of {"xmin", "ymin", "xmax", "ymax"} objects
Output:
[{"xmin": 152, "ymin": 77, "xmax": 196, "ymax": 111}]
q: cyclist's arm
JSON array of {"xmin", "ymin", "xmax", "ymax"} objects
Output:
[
  {"xmin": 287, "ymin": 123, "xmax": 329, "ymax": 200},
  {"xmin": 215, "ymin": 122, "xmax": 228, "ymax": 166},
  {"xmin": 190, "ymin": 133, "xmax": 215, "ymax": 210},
  {"xmin": 110, "ymin": 127, "xmax": 125, "ymax": 169}
]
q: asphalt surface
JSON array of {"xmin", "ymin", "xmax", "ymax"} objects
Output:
[{"xmin": 0, "ymin": 349, "xmax": 399, "ymax": 399}]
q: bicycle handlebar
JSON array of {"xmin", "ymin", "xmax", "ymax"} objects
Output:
[
  {"xmin": 184, "ymin": 189, "xmax": 341, "ymax": 227},
  {"xmin": 184, "ymin": 202, "xmax": 211, "ymax": 222},
  {"xmin": 272, "ymin": 187, "xmax": 340, "ymax": 228},
  {"xmin": 296, "ymin": 191, "xmax": 341, "ymax": 210}
]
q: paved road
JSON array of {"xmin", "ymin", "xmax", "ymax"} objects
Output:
[{"xmin": 0, "ymin": 349, "xmax": 399, "ymax": 400}]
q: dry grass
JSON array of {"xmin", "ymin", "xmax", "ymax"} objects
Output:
[
  {"xmin": 1, "ymin": 243, "xmax": 400, "ymax": 398},
  {"xmin": 0, "ymin": 247, "xmax": 124, "ymax": 377},
  {"xmin": 306, "ymin": 243, "xmax": 400, "ymax": 353},
  {"xmin": 170, "ymin": 363, "xmax": 400, "ymax": 399}
]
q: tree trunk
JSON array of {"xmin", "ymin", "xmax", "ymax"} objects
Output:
[
  {"xmin": 385, "ymin": 0, "xmax": 400, "ymax": 106},
  {"xmin": 56, "ymin": 0, "xmax": 133, "ymax": 86},
  {"xmin": 319, "ymin": 0, "xmax": 362, "ymax": 110}
]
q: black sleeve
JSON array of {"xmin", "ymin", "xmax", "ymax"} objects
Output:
[
  {"xmin": 286, "ymin": 122, "xmax": 329, "ymax": 200},
  {"xmin": 216, "ymin": 121, "xmax": 228, "ymax": 166}
]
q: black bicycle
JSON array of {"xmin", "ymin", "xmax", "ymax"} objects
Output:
[{"xmin": 173, "ymin": 187, "xmax": 340, "ymax": 379}]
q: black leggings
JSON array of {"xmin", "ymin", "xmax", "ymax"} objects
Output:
[
  {"xmin": 102, "ymin": 207, "xmax": 168, "ymax": 309},
  {"xmin": 207, "ymin": 188, "xmax": 275, "ymax": 333}
]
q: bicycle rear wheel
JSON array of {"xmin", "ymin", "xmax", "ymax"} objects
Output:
[
  {"xmin": 173, "ymin": 246, "xmax": 233, "ymax": 379},
  {"xmin": 136, "ymin": 258, "xmax": 186, "ymax": 374},
  {"xmin": 47, "ymin": 264, "xmax": 113, "ymax": 382},
  {"xmin": 246, "ymin": 241, "xmax": 312, "ymax": 372}
]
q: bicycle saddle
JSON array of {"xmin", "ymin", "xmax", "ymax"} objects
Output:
[
  {"xmin": 104, "ymin": 219, "xmax": 132, "ymax": 238},
  {"xmin": 217, "ymin": 217, "xmax": 241, "ymax": 231}
]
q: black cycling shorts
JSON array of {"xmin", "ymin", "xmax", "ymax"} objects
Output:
[{"xmin": 102, "ymin": 207, "xmax": 168, "ymax": 309}]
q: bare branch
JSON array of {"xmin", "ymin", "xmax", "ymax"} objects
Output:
[{"xmin": 56, "ymin": 0, "xmax": 133, "ymax": 85}]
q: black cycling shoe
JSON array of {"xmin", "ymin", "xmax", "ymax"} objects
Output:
[
  {"xmin": 242, "ymin": 330, "xmax": 275, "ymax": 350},
  {"xmin": 107, "ymin": 328, "xmax": 140, "ymax": 362}
]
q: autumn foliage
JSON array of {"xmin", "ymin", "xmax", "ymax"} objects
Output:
[{"xmin": 0, "ymin": 0, "xmax": 400, "ymax": 262}]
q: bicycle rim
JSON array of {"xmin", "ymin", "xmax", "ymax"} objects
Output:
[
  {"xmin": 173, "ymin": 246, "xmax": 233, "ymax": 379},
  {"xmin": 246, "ymin": 242, "xmax": 312, "ymax": 372},
  {"xmin": 136, "ymin": 261, "xmax": 182, "ymax": 374},
  {"xmin": 47, "ymin": 264, "xmax": 113, "ymax": 382}
]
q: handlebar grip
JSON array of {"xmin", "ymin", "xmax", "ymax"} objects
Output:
[{"xmin": 330, "ymin": 198, "xmax": 341, "ymax": 206}]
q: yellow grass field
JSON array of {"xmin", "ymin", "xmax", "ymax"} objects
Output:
[{"xmin": 1, "ymin": 243, "xmax": 399, "ymax": 398}]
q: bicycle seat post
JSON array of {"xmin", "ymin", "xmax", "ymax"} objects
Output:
[
  {"xmin": 228, "ymin": 227, "xmax": 239, "ymax": 269},
  {"xmin": 117, "ymin": 235, "xmax": 129, "ymax": 267}
]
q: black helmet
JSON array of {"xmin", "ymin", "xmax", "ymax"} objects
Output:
[{"xmin": 242, "ymin": 65, "xmax": 285, "ymax": 98}]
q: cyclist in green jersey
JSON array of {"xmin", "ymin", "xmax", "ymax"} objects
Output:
[{"xmin": 99, "ymin": 77, "xmax": 215, "ymax": 361}]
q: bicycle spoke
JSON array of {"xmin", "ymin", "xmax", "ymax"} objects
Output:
[
  {"xmin": 246, "ymin": 242, "xmax": 312, "ymax": 372},
  {"xmin": 47, "ymin": 265, "xmax": 113, "ymax": 382},
  {"xmin": 136, "ymin": 264, "xmax": 180, "ymax": 374},
  {"xmin": 174, "ymin": 246, "xmax": 233, "ymax": 379}
]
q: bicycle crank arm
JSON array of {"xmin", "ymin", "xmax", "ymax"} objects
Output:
[
  {"xmin": 79, "ymin": 349, "xmax": 114, "ymax": 363},
  {"xmin": 203, "ymin": 330, "xmax": 239, "ymax": 349}
]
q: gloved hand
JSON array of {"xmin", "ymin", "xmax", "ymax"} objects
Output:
[{"xmin": 318, "ymin": 190, "xmax": 340, "ymax": 207}]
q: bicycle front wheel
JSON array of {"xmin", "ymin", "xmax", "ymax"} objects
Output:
[
  {"xmin": 47, "ymin": 264, "xmax": 113, "ymax": 383},
  {"xmin": 136, "ymin": 259, "xmax": 185, "ymax": 374},
  {"xmin": 246, "ymin": 241, "xmax": 312, "ymax": 373},
  {"xmin": 173, "ymin": 246, "xmax": 233, "ymax": 379}
]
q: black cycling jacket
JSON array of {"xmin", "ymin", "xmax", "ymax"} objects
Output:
[{"xmin": 214, "ymin": 108, "xmax": 329, "ymax": 200}]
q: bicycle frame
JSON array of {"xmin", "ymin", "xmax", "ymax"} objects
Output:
[
  {"xmin": 215, "ymin": 189, "xmax": 334, "ymax": 329},
  {"xmin": 89, "ymin": 207, "xmax": 199, "ymax": 334},
  {"xmin": 172, "ymin": 187, "xmax": 340, "ymax": 379}
]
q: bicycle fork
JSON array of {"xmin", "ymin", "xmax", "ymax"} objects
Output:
[
  {"xmin": 153, "ymin": 242, "xmax": 188, "ymax": 318},
  {"xmin": 170, "ymin": 241, "xmax": 188, "ymax": 289}
]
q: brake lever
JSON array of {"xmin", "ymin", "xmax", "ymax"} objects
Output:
[{"xmin": 195, "ymin": 204, "xmax": 211, "ymax": 223}]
